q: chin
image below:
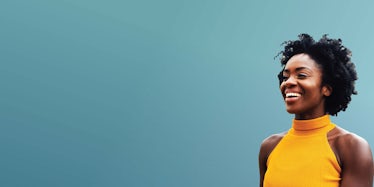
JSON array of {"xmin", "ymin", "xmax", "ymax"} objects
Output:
[
  {"xmin": 285, "ymin": 107, "xmax": 298, "ymax": 114},
  {"xmin": 286, "ymin": 110, "xmax": 296, "ymax": 114}
]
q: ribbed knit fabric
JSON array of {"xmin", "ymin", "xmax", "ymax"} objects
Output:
[{"xmin": 264, "ymin": 115, "xmax": 341, "ymax": 187}]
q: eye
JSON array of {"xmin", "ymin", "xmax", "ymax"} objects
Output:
[
  {"xmin": 281, "ymin": 75, "xmax": 289, "ymax": 81},
  {"xmin": 297, "ymin": 73, "xmax": 308, "ymax": 79}
]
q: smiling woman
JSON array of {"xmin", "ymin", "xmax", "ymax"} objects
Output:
[
  {"xmin": 280, "ymin": 54, "xmax": 331, "ymax": 119},
  {"xmin": 259, "ymin": 34, "xmax": 374, "ymax": 187}
]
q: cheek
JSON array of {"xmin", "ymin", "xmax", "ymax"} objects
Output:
[
  {"xmin": 304, "ymin": 84, "xmax": 323, "ymax": 96},
  {"xmin": 279, "ymin": 85, "xmax": 285, "ymax": 95},
  {"xmin": 279, "ymin": 82, "xmax": 286, "ymax": 91}
]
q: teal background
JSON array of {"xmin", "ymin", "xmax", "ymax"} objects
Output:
[{"xmin": 1, "ymin": 0, "xmax": 374, "ymax": 186}]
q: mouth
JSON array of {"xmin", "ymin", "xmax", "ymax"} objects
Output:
[
  {"xmin": 285, "ymin": 93, "xmax": 301, "ymax": 98},
  {"xmin": 284, "ymin": 92, "xmax": 301, "ymax": 102}
]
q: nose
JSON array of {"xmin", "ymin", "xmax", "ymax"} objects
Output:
[{"xmin": 281, "ymin": 75, "xmax": 297, "ymax": 88}]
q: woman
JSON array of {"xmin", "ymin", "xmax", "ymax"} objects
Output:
[{"xmin": 259, "ymin": 34, "xmax": 374, "ymax": 187}]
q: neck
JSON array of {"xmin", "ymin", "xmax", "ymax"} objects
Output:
[{"xmin": 295, "ymin": 112, "xmax": 327, "ymax": 120}]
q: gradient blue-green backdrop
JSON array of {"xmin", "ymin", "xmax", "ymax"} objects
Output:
[{"xmin": 1, "ymin": 0, "xmax": 374, "ymax": 186}]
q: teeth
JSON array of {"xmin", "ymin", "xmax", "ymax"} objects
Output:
[{"xmin": 286, "ymin": 93, "xmax": 301, "ymax": 98}]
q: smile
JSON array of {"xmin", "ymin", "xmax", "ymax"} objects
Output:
[{"xmin": 286, "ymin": 93, "xmax": 301, "ymax": 98}]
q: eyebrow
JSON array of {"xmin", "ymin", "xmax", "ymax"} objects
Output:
[{"xmin": 283, "ymin": 67, "xmax": 311, "ymax": 73}]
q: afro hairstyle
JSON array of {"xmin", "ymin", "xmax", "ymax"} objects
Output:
[{"xmin": 277, "ymin": 33, "xmax": 358, "ymax": 116}]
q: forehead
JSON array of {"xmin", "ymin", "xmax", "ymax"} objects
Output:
[{"xmin": 284, "ymin": 53, "xmax": 321, "ymax": 72}]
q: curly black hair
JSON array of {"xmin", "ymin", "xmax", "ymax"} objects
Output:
[{"xmin": 277, "ymin": 34, "xmax": 358, "ymax": 116}]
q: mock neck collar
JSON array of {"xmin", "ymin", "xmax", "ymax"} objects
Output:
[{"xmin": 290, "ymin": 115, "xmax": 334, "ymax": 136}]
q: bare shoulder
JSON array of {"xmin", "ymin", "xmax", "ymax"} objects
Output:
[
  {"xmin": 261, "ymin": 132, "xmax": 287, "ymax": 146},
  {"xmin": 333, "ymin": 126, "xmax": 372, "ymax": 156},
  {"xmin": 259, "ymin": 132, "xmax": 287, "ymax": 158},
  {"xmin": 258, "ymin": 132, "xmax": 287, "ymax": 187},
  {"xmin": 332, "ymin": 126, "xmax": 374, "ymax": 186}
]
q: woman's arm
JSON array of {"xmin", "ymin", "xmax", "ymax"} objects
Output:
[
  {"xmin": 258, "ymin": 133, "xmax": 285, "ymax": 187},
  {"xmin": 337, "ymin": 133, "xmax": 373, "ymax": 187},
  {"xmin": 259, "ymin": 142, "xmax": 268, "ymax": 187}
]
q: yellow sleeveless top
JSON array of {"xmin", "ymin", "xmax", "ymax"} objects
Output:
[{"xmin": 264, "ymin": 115, "xmax": 341, "ymax": 187}]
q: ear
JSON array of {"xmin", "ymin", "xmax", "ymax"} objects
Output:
[{"xmin": 322, "ymin": 85, "xmax": 332, "ymax": 97}]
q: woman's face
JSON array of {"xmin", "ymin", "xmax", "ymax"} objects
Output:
[{"xmin": 280, "ymin": 53, "xmax": 331, "ymax": 119}]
